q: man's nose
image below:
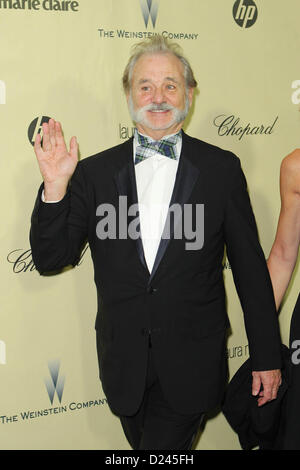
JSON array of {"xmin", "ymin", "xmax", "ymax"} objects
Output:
[{"xmin": 152, "ymin": 87, "xmax": 165, "ymax": 104}]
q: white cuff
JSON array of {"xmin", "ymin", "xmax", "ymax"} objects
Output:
[{"xmin": 41, "ymin": 190, "xmax": 62, "ymax": 203}]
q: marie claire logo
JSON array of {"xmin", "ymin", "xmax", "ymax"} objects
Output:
[
  {"xmin": 213, "ymin": 114, "xmax": 278, "ymax": 140},
  {"xmin": 140, "ymin": 0, "xmax": 159, "ymax": 28},
  {"xmin": 233, "ymin": 0, "xmax": 258, "ymax": 28},
  {"xmin": 292, "ymin": 80, "xmax": 300, "ymax": 105},
  {"xmin": 0, "ymin": 0, "xmax": 79, "ymax": 11},
  {"xmin": 0, "ymin": 340, "xmax": 6, "ymax": 365},
  {"xmin": 45, "ymin": 360, "xmax": 65, "ymax": 405},
  {"xmin": 0, "ymin": 80, "xmax": 6, "ymax": 104}
]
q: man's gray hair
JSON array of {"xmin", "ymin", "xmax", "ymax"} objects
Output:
[{"xmin": 122, "ymin": 35, "xmax": 198, "ymax": 93}]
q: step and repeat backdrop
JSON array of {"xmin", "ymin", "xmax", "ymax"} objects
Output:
[{"xmin": 1, "ymin": 0, "xmax": 300, "ymax": 450}]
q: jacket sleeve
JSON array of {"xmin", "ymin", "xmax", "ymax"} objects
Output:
[
  {"xmin": 223, "ymin": 156, "xmax": 282, "ymax": 371},
  {"xmin": 30, "ymin": 162, "xmax": 89, "ymax": 274}
]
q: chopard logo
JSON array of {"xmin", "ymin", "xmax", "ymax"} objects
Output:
[
  {"xmin": 140, "ymin": 0, "xmax": 159, "ymax": 28},
  {"xmin": 6, "ymin": 247, "xmax": 89, "ymax": 273},
  {"xmin": 213, "ymin": 114, "xmax": 278, "ymax": 140}
]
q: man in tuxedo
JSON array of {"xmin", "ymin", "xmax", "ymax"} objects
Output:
[{"xmin": 30, "ymin": 36, "xmax": 282, "ymax": 450}]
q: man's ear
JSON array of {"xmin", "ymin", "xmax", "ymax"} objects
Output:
[{"xmin": 188, "ymin": 87, "xmax": 194, "ymax": 107}]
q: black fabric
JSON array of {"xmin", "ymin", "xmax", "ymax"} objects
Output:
[
  {"xmin": 120, "ymin": 346, "xmax": 204, "ymax": 450},
  {"xmin": 30, "ymin": 132, "xmax": 282, "ymax": 417},
  {"xmin": 279, "ymin": 292, "xmax": 300, "ymax": 449},
  {"xmin": 222, "ymin": 344, "xmax": 290, "ymax": 450}
]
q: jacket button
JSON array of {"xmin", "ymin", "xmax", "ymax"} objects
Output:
[{"xmin": 147, "ymin": 286, "xmax": 158, "ymax": 294}]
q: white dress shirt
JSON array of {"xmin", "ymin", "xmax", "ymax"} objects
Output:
[
  {"xmin": 133, "ymin": 132, "xmax": 181, "ymax": 272},
  {"xmin": 42, "ymin": 131, "xmax": 182, "ymax": 273}
]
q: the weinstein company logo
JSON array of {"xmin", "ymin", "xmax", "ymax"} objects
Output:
[
  {"xmin": 45, "ymin": 360, "xmax": 65, "ymax": 405},
  {"xmin": 28, "ymin": 116, "xmax": 51, "ymax": 146},
  {"xmin": 140, "ymin": 0, "xmax": 159, "ymax": 28},
  {"xmin": 233, "ymin": 0, "xmax": 258, "ymax": 28},
  {"xmin": 0, "ymin": 80, "xmax": 6, "ymax": 104}
]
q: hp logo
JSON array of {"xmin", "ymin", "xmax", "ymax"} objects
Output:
[
  {"xmin": 233, "ymin": 0, "xmax": 258, "ymax": 28},
  {"xmin": 28, "ymin": 116, "xmax": 52, "ymax": 146}
]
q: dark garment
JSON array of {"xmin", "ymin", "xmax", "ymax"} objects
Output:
[
  {"xmin": 119, "ymin": 340, "xmax": 204, "ymax": 450},
  {"xmin": 30, "ymin": 131, "xmax": 282, "ymax": 417},
  {"xmin": 281, "ymin": 292, "xmax": 300, "ymax": 449},
  {"xmin": 223, "ymin": 293, "xmax": 300, "ymax": 450},
  {"xmin": 222, "ymin": 344, "xmax": 290, "ymax": 450}
]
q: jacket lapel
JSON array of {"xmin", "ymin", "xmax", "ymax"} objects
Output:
[
  {"xmin": 113, "ymin": 133, "xmax": 201, "ymax": 283},
  {"xmin": 113, "ymin": 138, "xmax": 149, "ymax": 273},
  {"xmin": 148, "ymin": 132, "xmax": 200, "ymax": 284}
]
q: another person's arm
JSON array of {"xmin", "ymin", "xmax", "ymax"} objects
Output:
[
  {"xmin": 224, "ymin": 156, "xmax": 282, "ymax": 406},
  {"xmin": 267, "ymin": 149, "xmax": 300, "ymax": 310}
]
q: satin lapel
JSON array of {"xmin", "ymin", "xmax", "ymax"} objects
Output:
[
  {"xmin": 148, "ymin": 137, "xmax": 200, "ymax": 285},
  {"xmin": 113, "ymin": 139, "xmax": 149, "ymax": 274}
]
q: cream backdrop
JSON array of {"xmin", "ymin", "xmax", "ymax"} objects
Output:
[{"xmin": 1, "ymin": 0, "xmax": 300, "ymax": 450}]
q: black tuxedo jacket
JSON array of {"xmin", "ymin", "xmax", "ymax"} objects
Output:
[{"xmin": 30, "ymin": 132, "xmax": 282, "ymax": 416}]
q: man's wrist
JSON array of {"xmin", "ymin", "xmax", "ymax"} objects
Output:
[{"xmin": 43, "ymin": 181, "xmax": 68, "ymax": 202}]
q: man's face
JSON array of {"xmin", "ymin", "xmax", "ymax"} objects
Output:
[{"xmin": 127, "ymin": 52, "xmax": 193, "ymax": 139}]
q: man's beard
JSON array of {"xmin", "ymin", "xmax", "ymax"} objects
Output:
[{"xmin": 128, "ymin": 94, "xmax": 190, "ymax": 131}]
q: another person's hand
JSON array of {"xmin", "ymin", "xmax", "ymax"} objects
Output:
[
  {"xmin": 252, "ymin": 369, "xmax": 282, "ymax": 406},
  {"xmin": 34, "ymin": 118, "xmax": 78, "ymax": 201}
]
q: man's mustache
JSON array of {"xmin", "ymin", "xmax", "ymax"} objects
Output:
[{"xmin": 140, "ymin": 102, "xmax": 175, "ymax": 112}]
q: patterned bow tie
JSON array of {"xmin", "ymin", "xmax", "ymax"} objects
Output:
[{"xmin": 134, "ymin": 129, "xmax": 181, "ymax": 165}]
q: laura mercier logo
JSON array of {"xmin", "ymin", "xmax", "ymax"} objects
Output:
[
  {"xmin": 0, "ymin": 80, "xmax": 6, "ymax": 104},
  {"xmin": 45, "ymin": 360, "xmax": 65, "ymax": 405},
  {"xmin": 140, "ymin": 0, "xmax": 159, "ymax": 28},
  {"xmin": 233, "ymin": 0, "xmax": 258, "ymax": 28}
]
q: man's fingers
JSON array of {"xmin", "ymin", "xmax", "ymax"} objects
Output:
[
  {"xmin": 252, "ymin": 369, "xmax": 282, "ymax": 406},
  {"xmin": 262, "ymin": 383, "xmax": 273, "ymax": 401},
  {"xmin": 70, "ymin": 136, "xmax": 78, "ymax": 160},
  {"xmin": 49, "ymin": 118, "xmax": 56, "ymax": 148},
  {"xmin": 271, "ymin": 376, "xmax": 282, "ymax": 400},
  {"xmin": 252, "ymin": 373, "xmax": 261, "ymax": 396},
  {"xmin": 42, "ymin": 122, "xmax": 51, "ymax": 152},
  {"xmin": 55, "ymin": 121, "xmax": 66, "ymax": 147},
  {"xmin": 34, "ymin": 132, "xmax": 42, "ymax": 153}
]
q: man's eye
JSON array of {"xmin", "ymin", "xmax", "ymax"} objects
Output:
[
  {"xmin": 167, "ymin": 84, "xmax": 176, "ymax": 90},
  {"xmin": 141, "ymin": 86, "xmax": 150, "ymax": 91}
]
